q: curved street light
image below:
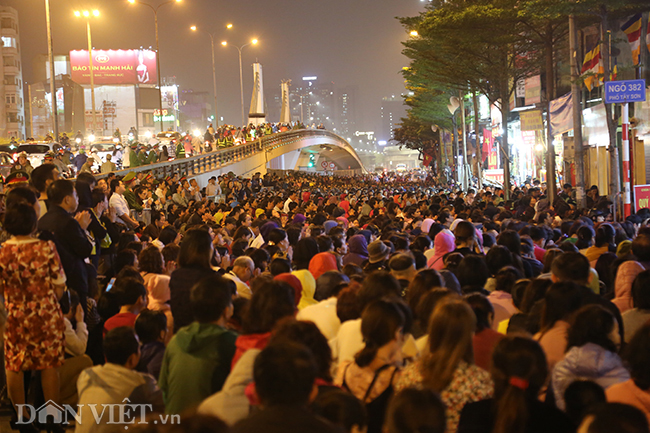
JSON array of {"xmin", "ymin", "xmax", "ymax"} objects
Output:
[
  {"xmin": 222, "ymin": 38, "xmax": 258, "ymax": 126},
  {"xmin": 190, "ymin": 23, "xmax": 232, "ymax": 128}
]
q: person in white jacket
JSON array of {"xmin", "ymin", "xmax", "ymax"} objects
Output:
[
  {"xmin": 59, "ymin": 293, "xmax": 93, "ymax": 406},
  {"xmin": 76, "ymin": 327, "xmax": 164, "ymax": 433}
]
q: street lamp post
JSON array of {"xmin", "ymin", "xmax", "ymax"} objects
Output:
[
  {"xmin": 45, "ymin": 0, "xmax": 58, "ymax": 140},
  {"xmin": 128, "ymin": 0, "xmax": 181, "ymax": 133},
  {"xmin": 74, "ymin": 9, "xmax": 100, "ymax": 136},
  {"xmin": 222, "ymin": 39, "xmax": 258, "ymax": 126},
  {"xmin": 190, "ymin": 25, "xmax": 219, "ymax": 128}
]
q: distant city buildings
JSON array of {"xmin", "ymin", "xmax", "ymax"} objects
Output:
[
  {"xmin": 0, "ymin": 6, "xmax": 26, "ymax": 139},
  {"xmin": 379, "ymin": 95, "xmax": 407, "ymax": 144},
  {"xmin": 180, "ymin": 89, "xmax": 211, "ymax": 132},
  {"xmin": 268, "ymin": 77, "xmax": 358, "ymax": 138}
]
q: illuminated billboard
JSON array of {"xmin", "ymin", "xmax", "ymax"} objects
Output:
[{"xmin": 70, "ymin": 49, "xmax": 157, "ymax": 85}]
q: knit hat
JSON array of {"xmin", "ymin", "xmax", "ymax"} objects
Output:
[
  {"xmin": 323, "ymin": 220, "xmax": 338, "ymax": 234},
  {"xmin": 292, "ymin": 214, "xmax": 306, "ymax": 225},
  {"xmin": 368, "ymin": 240, "xmax": 389, "ymax": 264},
  {"xmin": 255, "ymin": 208, "xmax": 265, "ymax": 218},
  {"xmin": 617, "ymin": 240, "xmax": 633, "ymax": 258}
]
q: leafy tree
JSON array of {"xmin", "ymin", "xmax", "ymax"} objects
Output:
[{"xmin": 400, "ymin": 0, "xmax": 541, "ymax": 198}]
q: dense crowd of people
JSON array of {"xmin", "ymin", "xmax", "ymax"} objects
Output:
[
  {"xmin": 15, "ymin": 121, "xmax": 321, "ymax": 177},
  {"xmin": 0, "ymin": 164, "xmax": 650, "ymax": 433}
]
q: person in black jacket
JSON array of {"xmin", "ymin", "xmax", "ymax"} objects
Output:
[
  {"xmin": 38, "ymin": 179, "xmax": 93, "ymax": 313},
  {"xmin": 169, "ymin": 228, "xmax": 218, "ymax": 332}
]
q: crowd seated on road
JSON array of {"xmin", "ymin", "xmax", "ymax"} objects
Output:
[{"xmin": 1, "ymin": 165, "xmax": 650, "ymax": 433}]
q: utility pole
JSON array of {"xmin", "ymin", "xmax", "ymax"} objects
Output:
[
  {"xmin": 473, "ymin": 91, "xmax": 482, "ymax": 186},
  {"xmin": 45, "ymin": 0, "xmax": 58, "ymax": 140},
  {"xmin": 569, "ymin": 14, "xmax": 586, "ymax": 208},
  {"xmin": 459, "ymin": 90, "xmax": 469, "ymax": 190}
]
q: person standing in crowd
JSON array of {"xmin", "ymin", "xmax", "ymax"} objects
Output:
[
  {"xmin": 0, "ymin": 201, "xmax": 67, "ymax": 431},
  {"xmin": 38, "ymin": 179, "xmax": 93, "ymax": 313}
]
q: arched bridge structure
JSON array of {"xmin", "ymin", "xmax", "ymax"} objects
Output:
[{"xmin": 102, "ymin": 130, "xmax": 366, "ymax": 183}]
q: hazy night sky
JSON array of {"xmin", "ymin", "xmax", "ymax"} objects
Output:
[{"xmin": 5, "ymin": 0, "xmax": 424, "ymax": 132}]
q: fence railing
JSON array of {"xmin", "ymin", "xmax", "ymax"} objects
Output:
[{"xmin": 97, "ymin": 129, "xmax": 356, "ymax": 179}]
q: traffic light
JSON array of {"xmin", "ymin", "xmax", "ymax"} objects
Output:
[{"xmin": 308, "ymin": 154, "xmax": 315, "ymax": 168}]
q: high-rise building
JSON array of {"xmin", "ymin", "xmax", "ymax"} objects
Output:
[
  {"xmin": 336, "ymin": 85, "xmax": 359, "ymax": 138},
  {"xmin": 379, "ymin": 95, "xmax": 407, "ymax": 144},
  {"xmin": 290, "ymin": 77, "xmax": 335, "ymax": 128},
  {"xmin": 267, "ymin": 77, "xmax": 359, "ymax": 137},
  {"xmin": 0, "ymin": 6, "xmax": 25, "ymax": 139},
  {"xmin": 180, "ymin": 89, "xmax": 211, "ymax": 131}
]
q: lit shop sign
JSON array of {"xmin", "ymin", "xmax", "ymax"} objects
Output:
[
  {"xmin": 154, "ymin": 109, "xmax": 175, "ymax": 122},
  {"xmin": 70, "ymin": 49, "xmax": 158, "ymax": 85}
]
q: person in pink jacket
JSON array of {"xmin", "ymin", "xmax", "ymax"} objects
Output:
[
  {"xmin": 612, "ymin": 261, "xmax": 645, "ymax": 314},
  {"xmin": 427, "ymin": 230, "xmax": 454, "ymax": 270}
]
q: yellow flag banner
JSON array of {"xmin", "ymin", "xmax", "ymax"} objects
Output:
[{"xmin": 520, "ymin": 110, "xmax": 543, "ymax": 131}]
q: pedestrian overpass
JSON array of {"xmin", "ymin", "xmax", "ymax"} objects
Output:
[{"xmin": 104, "ymin": 129, "xmax": 366, "ymax": 183}]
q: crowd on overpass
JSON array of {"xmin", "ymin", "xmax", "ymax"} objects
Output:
[
  {"xmin": 0, "ymin": 165, "xmax": 650, "ymax": 433},
  {"xmin": 9, "ymin": 121, "xmax": 327, "ymax": 178}
]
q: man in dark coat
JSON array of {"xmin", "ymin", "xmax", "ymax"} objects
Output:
[{"xmin": 38, "ymin": 179, "xmax": 93, "ymax": 313}]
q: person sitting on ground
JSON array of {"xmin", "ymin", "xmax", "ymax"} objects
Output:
[
  {"xmin": 335, "ymin": 298, "xmax": 409, "ymax": 433},
  {"xmin": 552, "ymin": 305, "xmax": 629, "ymax": 410},
  {"xmin": 230, "ymin": 341, "xmax": 340, "ymax": 433},
  {"xmin": 622, "ymin": 270, "xmax": 650, "ymax": 342},
  {"xmin": 312, "ymin": 389, "xmax": 368, "ymax": 433},
  {"xmin": 76, "ymin": 327, "xmax": 164, "ymax": 433},
  {"xmin": 458, "ymin": 335, "xmax": 574, "ymax": 433},
  {"xmin": 297, "ymin": 271, "xmax": 349, "ymax": 340},
  {"xmin": 606, "ymin": 321, "xmax": 650, "ymax": 424},
  {"xmin": 396, "ymin": 299, "xmax": 493, "ymax": 432},
  {"xmin": 139, "ymin": 245, "xmax": 173, "ymax": 340},
  {"xmin": 59, "ymin": 290, "xmax": 93, "ymax": 406},
  {"xmin": 169, "ymin": 228, "xmax": 218, "ymax": 332},
  {"xmin": 465, "ymin": 293, "xmax": 503, "ymax": 372},
  {"xmin": 103, "ymin": 278, "xmax": 148, "ymax": 335},
  {"xmin": 159, "ymin": 274, "xmax": 237, "ymax": 415},
  {"xmin": 564, "ymin": 380, "xmax": 607, "ymax": 427},
  {"xmin": 224, "ymin": 256, "xmax": 255, "ymax": 299},
  {"xmin": 197, "ymin": 279, "xmax": 296, "ymax": 425},
  {"xmin": 386, "ymin": 388, "xmax": 447, "ymax": 433},
  {"xmin": 135, "ymin": 309, "xmax": 168, "ymax": 380},
  {"xmin": 578, "ymin": 402, "xmax": 649, "ymax": 433}
]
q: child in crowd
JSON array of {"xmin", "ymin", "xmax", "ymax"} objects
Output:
[
  {"xmin": 103, "ymin": 278, "xmax": 148, "ymax": 335},
  {"xmin": 135, "ymin": 309, "xmax": 168, "ymax": 380},
  {"xmin": 76, "ymin": 327, "xmax": 164, "ymax": 433}
]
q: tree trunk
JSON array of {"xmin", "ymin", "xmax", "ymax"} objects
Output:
[
  {"xmin": 601, "ymin": 6, "xmax": 620, "ymax": 211},
  {"xmin": 545, "ymin": 25, "xmax": 557, "ymax": 206},
  {"xmin": 452, "ymin": 116, "xmax": 460, "ymax": 185},
  {"xmin": 473, "ymin": 91, "xmax": 482, "ymax": 186}
]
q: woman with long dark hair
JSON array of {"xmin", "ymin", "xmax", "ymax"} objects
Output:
[
  {"xmin": 169, "ymin": 228, "xmax": 218, "ymax": 332},
  {"xmin": 335, "ymin": 299, "xmax": 408, "ymax": 433},
  {"xmin": 458, "ymin": 336, "xmax": 574, "ymax": 433},
  {"xmin": 396, "ymin": 299, "xmax": 493, "ymax": 432}
]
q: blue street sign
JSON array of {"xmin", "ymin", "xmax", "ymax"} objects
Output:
[{"xmin": 604, "ymin": 79, "xmax": 646, "ymax": 104}]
